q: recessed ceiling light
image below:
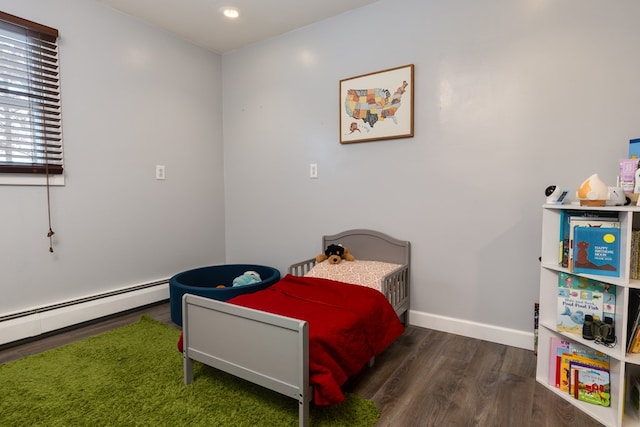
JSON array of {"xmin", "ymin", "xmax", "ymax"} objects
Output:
[{"xmin": 222, "ymin": 7, "xmax": 239, "ymax": 19}]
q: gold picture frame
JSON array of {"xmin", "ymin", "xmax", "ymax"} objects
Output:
[{"xmin": 339, "ymin": 64, "xmax": 414, "ymax": 144}]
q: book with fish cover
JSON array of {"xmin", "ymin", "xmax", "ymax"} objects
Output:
[{"xmin": 557, "ymin": 272, "xmax": 616, "ymax": 336}]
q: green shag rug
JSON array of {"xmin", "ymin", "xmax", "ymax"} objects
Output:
[{"xmin": 0, "ymin": 316, "xmax": 380, "ymax": 426}]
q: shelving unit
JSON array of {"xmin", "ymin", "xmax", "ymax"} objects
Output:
[{"xmin": 537, "ymin": 204, "xmax": 640, "ymax": 427}]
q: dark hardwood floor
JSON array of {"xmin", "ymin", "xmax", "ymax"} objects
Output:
[{"xmin": 0, "ymin": 302, "xmax": 604, "ymax": 427}]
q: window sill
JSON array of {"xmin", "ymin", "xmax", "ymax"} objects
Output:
[{"xmin": 0, "ymin": 174, "xmax": 65, "ymax": 186}]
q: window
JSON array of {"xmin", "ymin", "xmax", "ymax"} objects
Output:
[{"xmin": 0, "ymin": 11, "xmax": 62, "ymax": 177}]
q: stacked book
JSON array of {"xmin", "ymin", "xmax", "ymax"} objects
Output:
[
  {"xmin": 558, "ymin": 211, "xmax": 621, "ymax": 278},
  {"xmin": 630, "ymin": 230, "xmax": 640, "ymax": 280},
  {"xmin": 627, "ymin": 290, "xmax": 640, "ymax": 353},
  {"xmin": 548, "ymin": 337, "xmax": 610, "ymax": 407}
]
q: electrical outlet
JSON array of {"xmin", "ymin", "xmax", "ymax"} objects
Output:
[
  {"xmin": 156, "ymin": 165, "xmax": 166, "ymax": 180},
  {"xmin": 309, "ymin": 163, "xmax": 318, "ymax": 179}
]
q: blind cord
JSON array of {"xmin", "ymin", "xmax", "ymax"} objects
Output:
[{"xmin": 44, "ymin": 151, "xmax": 55, "ymax": 253}]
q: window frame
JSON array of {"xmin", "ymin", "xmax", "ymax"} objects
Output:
[{"xmin": 0, "ymin": 11, "xmax": 63, "ymax": 186}]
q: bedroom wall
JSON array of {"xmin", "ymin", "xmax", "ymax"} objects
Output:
[
  {"xmin": 0, "ymin": 1, "xmax": 224, "ymax": 318},
  {"xmin": 222, "ymin": 0, "xmax": 640, "ymax": 348}
]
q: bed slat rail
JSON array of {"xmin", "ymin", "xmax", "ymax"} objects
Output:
[
  {"xmin": 288, "ymin": 258, "xmax": 317, "ymax": 276},
  {"xmin": 381, "ymin": 265, "xmax": 410, "ymax": 323},
  {"xmin": 182, "ymin": 294, "xmax": 311, "ymax": 427}
]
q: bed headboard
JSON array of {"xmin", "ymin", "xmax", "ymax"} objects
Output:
[{"xmin": 322, "ymin": 229, "xmax": 410, "ymax": 266}]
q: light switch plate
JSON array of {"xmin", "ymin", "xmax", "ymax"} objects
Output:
[{"xmin": 156, "ymin": 165, "xmax": 166, "ymax": 180}]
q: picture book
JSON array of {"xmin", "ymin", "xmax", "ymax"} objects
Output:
[
  {"xmin": 549, "ymin": 336, "xmax": 609, "ymax": 390},
  {"xmin": 559, "ymin": 211, "xmax": 618, "ymax": 268},
  {"xmin": 631, "ymin": 333, "xmax": 640, "ymax": 353},
  {"xmin": 534, "ymin": 303, "xmax": 539, "ymax": 355},
  {"xmin": 557, "ymin": 272, "xmax": 616, "ymax": 336},
  {"xmin": 568, "ymin": 360, "xmax": 608, "ymax": 397},
  {"xmin": 548, "ymin": 336, "xmax": 571, "ymax": 387},
  {"xmin": 630, "ymin": 375, "xmax": 640, "ymax": 412},
  {"xmin": 627, "ymin": 289, "xmax": 640, "ymax": 352},
  {"xmin": 559, "ymin": 351, "xmax": 609, "ymax": 393},
  {"xmin": 568, "ymin": 217, "xmax": 620, "ymax": 272},
  {"xmin": 569, "ymin": 362, "xmax": 611, "ymax": 407},
  {"xmin": 572, "ymin": 226, "xmax": 621, "ymax": 277},
  {"xmin": 632, "ymin": 230, "xmax": 640, "ymax": 280},
  {"xmin": 629, "ymin": 291, "xmax": 640, "ymax": 353}
]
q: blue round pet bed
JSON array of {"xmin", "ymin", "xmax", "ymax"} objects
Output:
[{"xmin": 169, "ymin": 264, "xmax": 280, "ymax": 326}]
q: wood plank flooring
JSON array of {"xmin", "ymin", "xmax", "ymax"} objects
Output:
[{"xmin": 0, "ymin": 302, "xmax": 604, "ymax": 427}]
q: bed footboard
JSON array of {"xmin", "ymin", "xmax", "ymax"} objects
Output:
[{"xmin": 182, "ymin": 294, "xmax": 312, "ymax": 427}]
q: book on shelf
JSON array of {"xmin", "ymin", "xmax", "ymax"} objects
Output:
[
  {"xmin": 627, "ymin": 289, "xmax": 640, "ymax": 353},
  {"xmin": 569, "ymin": 362, "xmax": 610, "ymax": 407},
  {"xmin": 560, "ymin": 350, "xmax": 610, "ymax": 393},
  {"xmin": 558, "ymin": 210, "xmax": 618, "ymax": 268},
  {"xmin": 548, "ymin": 337, "xmax": 571, "ymax": 388},
  {"xmin": 534, "ymin": 303, "xmax": 539, "ymax": 355},
  {"xmin": 548, "ymin": 336, "xmax": 609, "ymax": 390},
  {"xmin": 630, "ymin": 375, "xmax": 640, "ymax": 413},
  {"xmin": 557, "ymin": 272, "xmax": 616, "ymax": 336},
  {"xmin": 631, "ymin": 230, "xmax": 640, "ymax": 280},
  {"xmin": 572, "ymin": 226, "xmax": 621, "ymax": 277},
  {"xmin": 568, "ymin": 217, "xmax": 620, "ymax": 272}
]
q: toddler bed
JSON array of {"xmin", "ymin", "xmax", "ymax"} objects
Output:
[
  {"xmin": 181, "ymin": 230, "xmax": 410, "ymax": 427},
  {"xmin": 288, "ymin": 229, "xmax": 410, "ymax": 323}
]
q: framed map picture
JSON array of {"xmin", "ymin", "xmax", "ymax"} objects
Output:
[{"xmin": 339, "ymin": 64, "xmax": 414, "ymax": 144}]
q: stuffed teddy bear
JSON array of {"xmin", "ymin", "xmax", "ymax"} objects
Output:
[
  {"xmin": 232, "ymin": 270, "xmax": 262, "ymax": 287},
  {"xmin": 315, "ymin": 243, "xmax": 355, "ymax": 265}
]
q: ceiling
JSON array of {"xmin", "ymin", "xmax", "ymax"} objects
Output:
[{"xmin": 98, "ymin": 0, "xmax": 380, "ymax": 54}]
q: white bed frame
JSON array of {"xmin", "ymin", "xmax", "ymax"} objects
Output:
[{"xmin": 182, "ymin": 229, "xmax": 410, "ymax": 427}]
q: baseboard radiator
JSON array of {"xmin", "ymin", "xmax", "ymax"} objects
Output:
[{"xmin": 0, "ymin": 279, "xmax": 169, "ymax": 347}]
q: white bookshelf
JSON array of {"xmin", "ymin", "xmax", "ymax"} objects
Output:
[{"xmin": 536, "ymin": 204, "xmax": 640, "ymax": 427}]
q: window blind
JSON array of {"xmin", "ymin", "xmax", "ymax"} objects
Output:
[{"xmin": 0, "ymin": 11, "xmax": 62, "ymax": 175}]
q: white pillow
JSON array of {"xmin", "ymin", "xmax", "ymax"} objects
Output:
[{"xmin": 305, "ymin": 260, "xmax": 402, "ymax": 291}]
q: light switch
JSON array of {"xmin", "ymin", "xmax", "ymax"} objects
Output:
[{"xmin": 156, "ymin": 165, "xmax": 166, "ymax": 180}]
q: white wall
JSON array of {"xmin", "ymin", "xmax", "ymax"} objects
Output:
[
  {"xmin": 0, "ymin": 0, "xmax": 225, "ymax": 316},
  {"xmin": 222, "ymin": 0, "xmax": 640, "ymax": 347}
]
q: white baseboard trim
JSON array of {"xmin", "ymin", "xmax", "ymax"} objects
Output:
[
  {"xmin": 0, "ymin": 282, "xmax": 169, "ymax": 346},
  {"xmin": 409, "ymin": 309, "xmax": 534, "ymax": 351},
  {"xmin": 0, "ymin": 288, "xmax": 534, "ymax": 351}
]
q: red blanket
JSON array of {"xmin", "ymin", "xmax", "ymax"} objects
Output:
[
  {"xmin": 177, "ymin": 274, "xmax": 404, "ymax": 405},
  {"xmin": 227, "ymin": 274, "xmax": 404, "ymax": 405}
]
